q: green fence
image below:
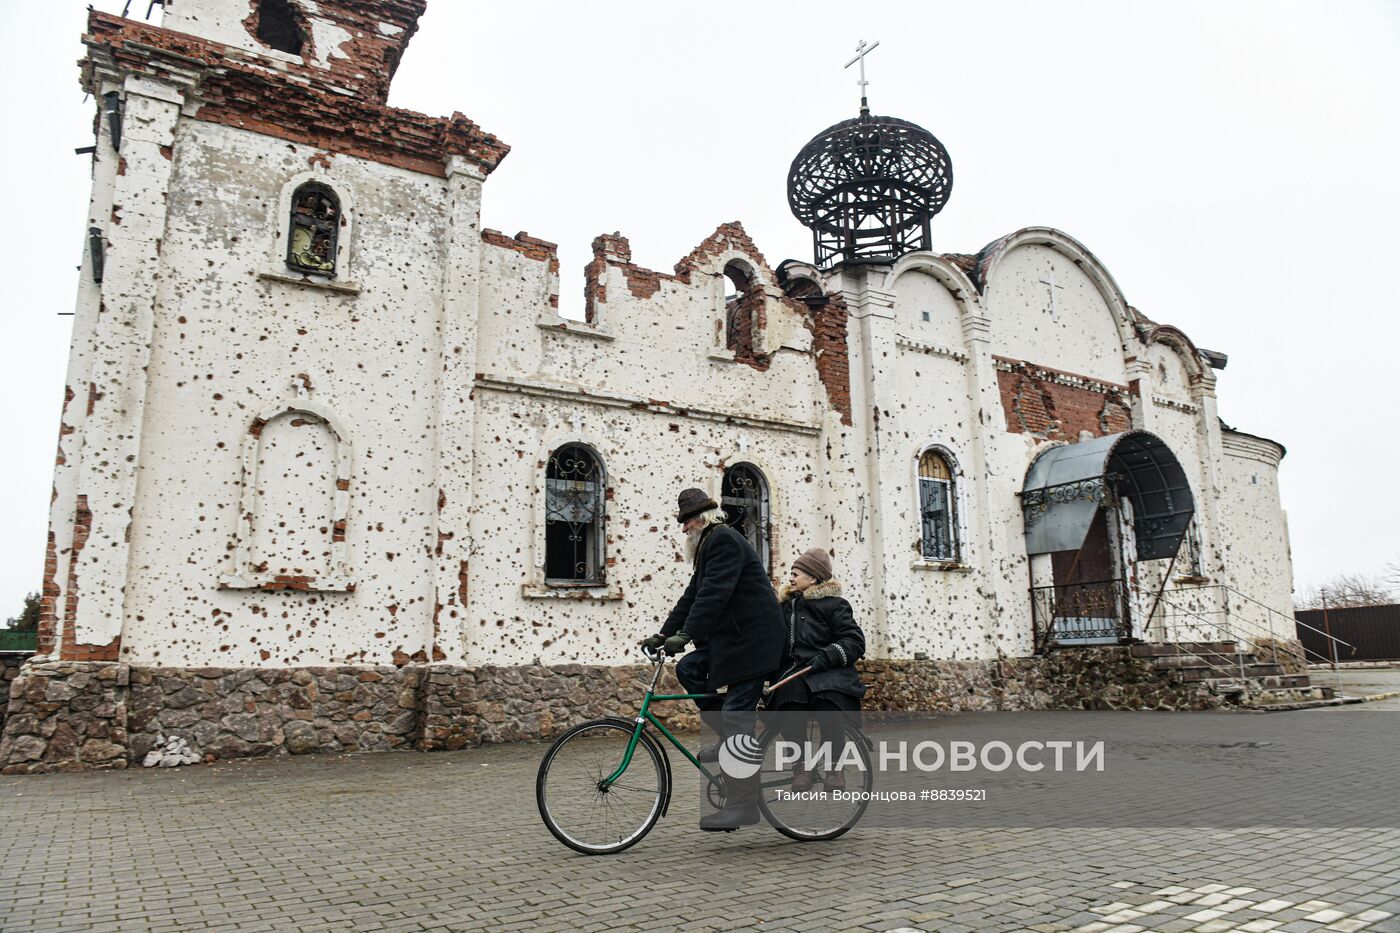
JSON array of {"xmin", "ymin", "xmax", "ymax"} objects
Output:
[{"xmin": 0, "ymin": 630, "xmax": 37, "ymax": 653}]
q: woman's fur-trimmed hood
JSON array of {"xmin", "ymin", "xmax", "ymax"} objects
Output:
[{"xmin": 779, "ymin": 578, "xmax": 843, "ymax": 602}]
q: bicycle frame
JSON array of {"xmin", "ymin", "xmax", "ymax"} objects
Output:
[{"xmin": 601, "ymin": 651, "xmax": 722, "ymax": 789}]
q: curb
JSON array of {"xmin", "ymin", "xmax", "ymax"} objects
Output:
[
  {"xmin": 1306, "ymin": 662, "xmax": 1400, "ymax": 670},
  {"xmin": 1250, "ymin": 689, "xmax": 1400, "ymax": 712}
]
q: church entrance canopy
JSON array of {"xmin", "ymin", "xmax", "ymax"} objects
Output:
[{"xmin": 1022, "ymin": 431, "xmax": 1195, "ymax": 561}]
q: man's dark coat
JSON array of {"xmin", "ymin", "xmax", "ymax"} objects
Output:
[{"xmin": 661, "ymin": 524, "xmax": 783, "ymax": 690}]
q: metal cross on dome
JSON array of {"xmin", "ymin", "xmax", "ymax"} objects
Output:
[{"xmin": 845, "ymin": 39, "xmax": 881, "ymax": 114}]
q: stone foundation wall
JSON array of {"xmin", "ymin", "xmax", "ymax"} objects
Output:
[
  {"xmin": 862, "ymin": 647, "xmax": 1225, "ymax": 713},
  {"xmin": 1, "ymin": 649, "xmax": 1218, "ymax": 774},
  {"xmin": 1252, "ymin": 638, "xmax": 1309, "ymax": 675},
  {"xmin": 0, "ymin": 653, "xmax": 30, "ymax": 727},
  {"xmin": 125, "ymin": 666, "xmax": 424, "ymax": 765},
  {"xmin": 0, "ymin": 662, "xmax": 128, "ymax": 772},
  {"xmin": 418, "ymin": 663, "xmax": 698, "ymax": 750}
]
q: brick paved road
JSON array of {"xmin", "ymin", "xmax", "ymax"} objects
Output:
[{"xmin": 2, "ymin": 706, "xmax": 1398, "ymax": 933}]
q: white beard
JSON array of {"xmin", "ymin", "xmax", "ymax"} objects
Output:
[{"xmin": 683, "ymin": 527, "xmax": 702, "ymax": 564}]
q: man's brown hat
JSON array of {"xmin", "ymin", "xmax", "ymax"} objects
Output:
[{"xmin": 675, "ymin": 487, "xmax": 718, "ymax": 523}]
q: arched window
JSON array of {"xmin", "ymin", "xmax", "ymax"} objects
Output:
[
  {"xmin": 286, "ymin": 182, "xmax": 340, "ymax": 276},
  {"xmin": 545, "ymin": 444, "xmax": 605, "ymax": 584},
  {"xmin": 918, "ymin": 449, "xmax": 959, "ymax": 562},
  {"xmin": 722, "ymin": 463, "xmax": 770, "ymax": 572}
]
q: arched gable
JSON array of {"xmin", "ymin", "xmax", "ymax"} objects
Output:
[
  {"xmin": 1146, "ymin": 324, "xmax": 1214, "ymax": 393},
  {"xmin": 978, "ymin": 228, "xmax": 1134, "ymax": 384},
  {"xmin": 889, "ymin": 252, "xmax": 984, "ymax": 351}
]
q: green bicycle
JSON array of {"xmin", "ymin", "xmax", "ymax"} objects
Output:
[{"xmin": 535, "ymin": 646, "xmax": 873, "ymax": 854}]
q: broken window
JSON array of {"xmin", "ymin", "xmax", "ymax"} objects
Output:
[
  {"xmin": 254, "ymin": 0, "xmax": 306, "ymax": 56},
  {"xmin": 545, "ymin": 444, "xmax": 605, "ymax": 585},
  {"xmin": 286, "ymin": 182, "xmax": 340, "ymax": 276},
  {"xmin": 722, "ymin": 463, "xmax": 770, "ymax": 573},
  {"xmin": 918, "ymin": 449, "xmax": 959, "ymax": 562}
]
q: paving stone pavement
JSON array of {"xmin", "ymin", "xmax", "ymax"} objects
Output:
[{"xmin": 2, "ymin": 705, "xmax": 1398, "ymax": 933}]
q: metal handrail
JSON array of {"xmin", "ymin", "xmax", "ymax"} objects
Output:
[
  {"xmin": 1233, "ymin": 587, "xmax": 1356, "ymax": 649},
  {"xmin": 1141, "ymin": 582, "xmax": 1352, "ymax": 697},
  {"xmin": 1131, "ymin": 582, "xmax": 1249, "ymax": 685},
  {"xmin": 1219, "ymin": 584, "xmax": 1353, "ymax": 696}
]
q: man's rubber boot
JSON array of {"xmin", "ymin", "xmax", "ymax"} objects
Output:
[
  {"xmin": 696, "ymin": 743, "xmax": 721, "ymax": 763},
  {"xmin": 699, "ymin": 801, "xmax": 761, "ymax": 832}
]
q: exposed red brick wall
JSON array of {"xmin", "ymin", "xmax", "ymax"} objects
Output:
[
  {"xmin": 580, "ymin": 223, "xmax": 781, "ymax": 368},
  {"xmin": 84, "ymin": 12, "xmax": 508, "ymax": 179},
  {"xmin": 481, "ymin": 230, "xmax": 557, "ymax": 263},
  {"xmin": 38, "ymin": 532, "xmax": 59, "ymax": 656},
  {"xmin": 800, "ymin": 291, "xmax": 853, "ymax": 426},
  {"xmin": 995, "ymin": 358, "xmax": 1132, "ymax": 440}
]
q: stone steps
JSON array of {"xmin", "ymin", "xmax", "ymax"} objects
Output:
[
  {"xmin": 1131, "ymin": 641, "xmax": 1237, "ymax": 658},
  {"xmin": 1202, "ymin": 675, "xmax": 1323, "ymax": 693},
  {"xmin": 1174, "ymin": 664, "xmax": 1291, "ymax": 682},
  {"xmin": 1136, "ymin": 640, "xmax": 1322, "ymax": 707}
]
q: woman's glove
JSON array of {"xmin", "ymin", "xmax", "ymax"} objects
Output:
[
  {"xmin": 638, "ymin": 633, "xmax": 667, "ymax": 652},
  {"xmin": 663, "ymin": 632, "xmax": 692, "ymax": 656},
  {"xmin": 805, "ymin": 650, "xmax": 832, "ymax": 674}
]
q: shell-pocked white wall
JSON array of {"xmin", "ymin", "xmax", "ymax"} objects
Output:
[{"xmin": 48, "ymin": 36, "xmax": 1295, "ymax": 668}]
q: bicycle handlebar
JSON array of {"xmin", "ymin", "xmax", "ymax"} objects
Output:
[{"xmin": 639, "ymin": 645, "xmax": 811, "ymax": 697}]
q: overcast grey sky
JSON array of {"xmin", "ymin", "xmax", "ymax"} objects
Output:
[{"xmin": 2, "ymin": 0, "xmax": 1397, "ymax": 618}]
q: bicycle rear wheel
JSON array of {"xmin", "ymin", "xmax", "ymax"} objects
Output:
[
  {"xmin": 536, "ymin": 718, "xmax": 666, "ymax": 855},
  {"xmin": 757, "ymin": 713, "xmax": 872, "ymax": 841}
]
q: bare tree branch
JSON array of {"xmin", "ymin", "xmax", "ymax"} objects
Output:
[{"xmin": 1294, "ymin": 572, "xmax": 1397, "ymax": 610}]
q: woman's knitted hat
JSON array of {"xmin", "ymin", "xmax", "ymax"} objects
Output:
[{"xmin": 792, "ymin": 547, "xmax": 833, "ymax": 583}]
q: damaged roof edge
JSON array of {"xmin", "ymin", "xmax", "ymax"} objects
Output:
[{"xmin": 1218, "ymin": 418, "xmax": 1287, "ymax": 460}]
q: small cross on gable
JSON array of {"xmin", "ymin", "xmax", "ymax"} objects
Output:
[{"xmin": 1038, "ymin": 268, "xmax": 1065, "ymax": 321}]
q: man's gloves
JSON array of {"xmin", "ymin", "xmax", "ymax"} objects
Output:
[
  {"xmin": 805, "ymin": 649, "xmax": 832, "ymax": 674},
  {"xmin": 663, "ymin": 632, "xmax": 692, "ymax": 656},
  {"xmin": 638, "ymin": 633, "xmax": 667, "ymax": 653}
]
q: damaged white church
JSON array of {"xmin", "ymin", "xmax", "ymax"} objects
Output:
[{"xmin": 0, "ymin": 0, "xmax": 1314, "ymax": 772}]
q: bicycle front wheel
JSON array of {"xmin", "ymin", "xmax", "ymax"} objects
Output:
[{"xmin": 536, "ymin": 718, "xmax": 666, "ymax": 855}]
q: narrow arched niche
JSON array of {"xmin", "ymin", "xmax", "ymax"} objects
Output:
[
  {"xmin": 250, "ymin": 412, "xmax": 337, "ymax": 578},
  {"xmin": 723, "ymin": 261, "xmax": 761, "ymax": 357}
]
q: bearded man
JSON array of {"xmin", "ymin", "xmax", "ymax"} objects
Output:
[{"xmin": 638, "ymin": 487, "xmax": 783, "ymax": 830}]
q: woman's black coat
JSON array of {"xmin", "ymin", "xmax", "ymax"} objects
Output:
[
  {"xmin": 777, "ymin": 579, "xmax": 866, "ymax": 699},
  {"xmin": 661, "ymin": 524, "xmax": 783, "ymax": 690}
]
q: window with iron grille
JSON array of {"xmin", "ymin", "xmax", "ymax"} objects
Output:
[
  {"xmin": 918, "ymin": 448, "xmax": 959, "ymax": 561},
  {"xmin": 545, "ymin": 444, "xmax": 605, "ymax": 584},
  {"xmin": 722, "ymin": 462, "xmax": 770, "ymax": 573},
  {"xmin": 286, "ymin": 182, "xmax": 340, "ymax": 276}
]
